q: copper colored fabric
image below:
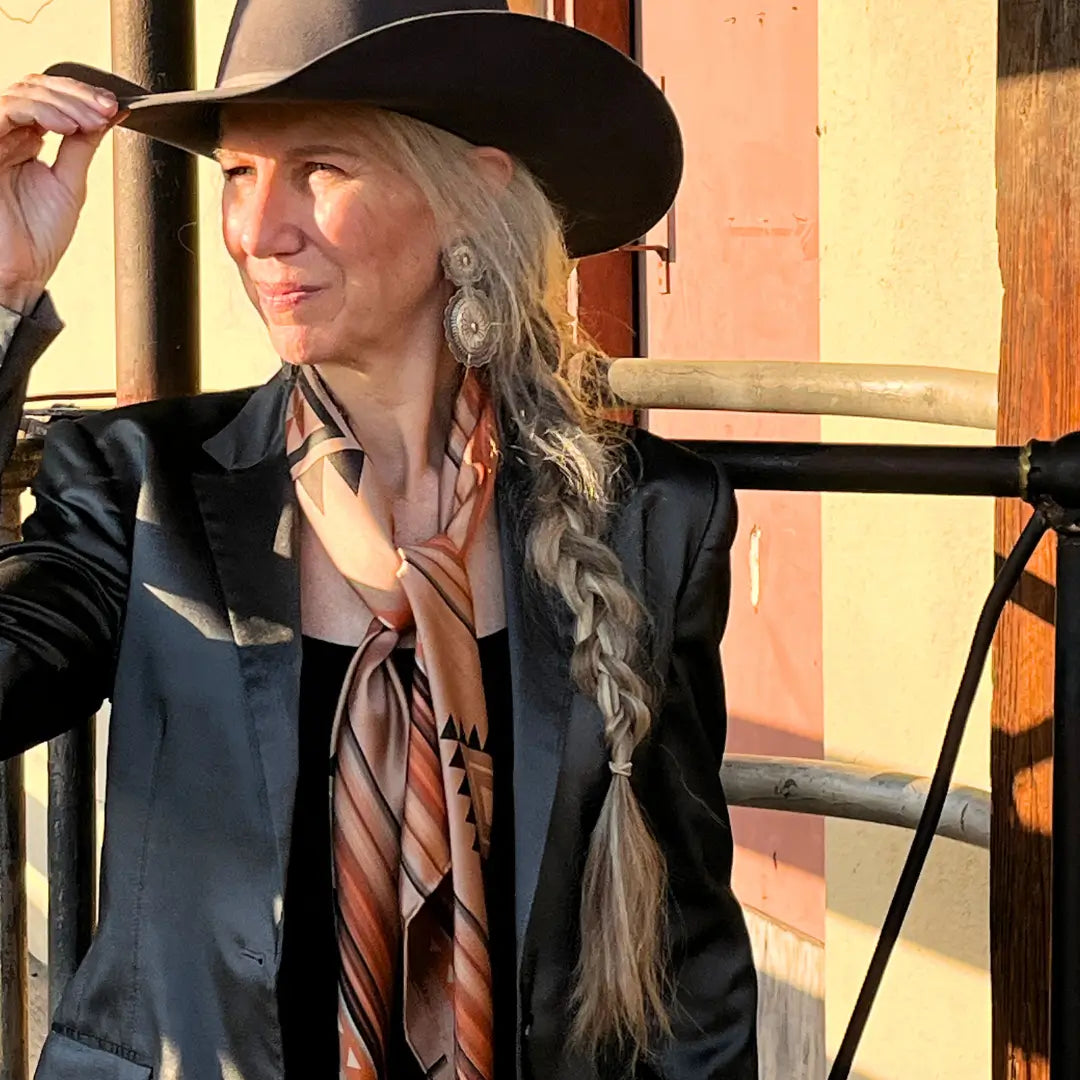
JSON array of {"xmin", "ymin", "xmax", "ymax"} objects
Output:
[{"xmin": 286, "ymin": 366, "xmax": 500, "ymax": 1079}]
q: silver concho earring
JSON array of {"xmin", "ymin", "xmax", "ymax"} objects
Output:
[{"xmin": 442, "ymin": 239, "xmax": 496, "ymax": 369}]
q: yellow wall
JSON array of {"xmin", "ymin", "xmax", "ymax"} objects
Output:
[{"xmin": 818, "ymin": 1, "xmax": 1000, "ymax": 1077}]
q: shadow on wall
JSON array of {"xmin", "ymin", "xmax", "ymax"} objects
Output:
[
  {"xmin": 727, "ymin": 714, "xmax": 826, "ymax": 884},
  {"xmin": 727, "ymin": 718, "xmax": 990, "ymax": 972},
  {"xmin": 990, "ymin": 713, "xmax": 1051, "ymax": 1070},
  {"xmin": 827, "ymin": 818, "xmax": 989, "ymax": 973},
  {"xmin": 999, "ymin": 0, "xmax": 1080, "ymax": 77}
]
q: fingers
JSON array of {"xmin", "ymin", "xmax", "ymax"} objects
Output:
[
  {"xmin": 22, "ymin": 75, "xmax": 117, "ymax": 113},
  {"xmin": 0, "ymin": 74, "xmax": 117, "ymax": 141}
]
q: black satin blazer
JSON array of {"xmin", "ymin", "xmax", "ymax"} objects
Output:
[{"xmin": 0, "ymin": 303, "xmax": 757, "ymax": 1080}]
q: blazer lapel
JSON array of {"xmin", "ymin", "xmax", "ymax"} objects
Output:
[
  {"xmin": 194, "ymin": 370, "xmax": 302, "ymax": 884},
  {"xmin": 497, "ymin": 467, "xmax": 575, "ymax": 964}
]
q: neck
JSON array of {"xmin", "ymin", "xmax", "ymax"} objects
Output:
[{"xmin": 313, "ymin": 316, "xmax": 461, "ymax": 500}]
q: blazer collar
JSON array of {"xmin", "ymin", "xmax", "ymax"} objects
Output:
[{"xmin": 202, "ymin": 365, "xmax": 295, "ymax": 471}]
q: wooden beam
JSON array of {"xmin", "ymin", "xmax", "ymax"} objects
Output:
[
  {"xmin": 564, "ymin": 0, "xmax": 636, "ymax": 362},
  {"xmin": 994, "ymin": 4, "xmax": 1080, "ymax": 1078}
]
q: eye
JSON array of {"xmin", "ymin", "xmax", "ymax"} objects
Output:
[
  {"xmin": 307, "ymin": 161, "xmax": 342, "ymax": 177},
  {"xmin": 222, "ymin": 165, "xmax": 254, "ymax": 181}
]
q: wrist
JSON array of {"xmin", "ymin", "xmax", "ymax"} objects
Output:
[{"xmin": 0, "ymin": 282, "xmax": 44, "ymax": 317}]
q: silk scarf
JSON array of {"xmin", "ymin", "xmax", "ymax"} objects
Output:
[{"xmin": 286, "ymin": 365, "xmax": 500, "ymax": 1080}]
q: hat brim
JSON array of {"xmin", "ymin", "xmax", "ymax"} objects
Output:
[{"xmin": 47, "ymin": 11, "xmax": 681, "ymax": 259}]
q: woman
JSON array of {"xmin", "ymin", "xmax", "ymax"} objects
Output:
[{"xmin": 0, "ymin": 2, "xmax": 758, "ymax": 1078}]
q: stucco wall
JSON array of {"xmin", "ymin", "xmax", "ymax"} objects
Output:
[{"xmin": 818, "ymin": 1, "xmax": 1001, "ymax": 1077}]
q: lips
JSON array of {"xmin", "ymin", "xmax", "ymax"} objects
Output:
[{"xmin": 254, "ymin": 283, "xmax": 322, "ymax": 310}]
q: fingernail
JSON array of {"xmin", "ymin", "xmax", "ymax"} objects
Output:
[{"xmin": 95, "ymin": 91, "xmax": 117, "ymax": 109}]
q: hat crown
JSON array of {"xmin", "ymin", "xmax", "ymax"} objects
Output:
[{"xmin": 217, "ymin": 0, "xmax": 510, "ymax": 86}]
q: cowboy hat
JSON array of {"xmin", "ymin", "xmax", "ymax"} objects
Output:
[{"xmin": 46, "ymin": 0, "xmax": 682, "ymax": 258}]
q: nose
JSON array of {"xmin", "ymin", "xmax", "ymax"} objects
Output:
[{"xmin": 227, "ymin": 166, "xmax": 304, "ymax": 260}]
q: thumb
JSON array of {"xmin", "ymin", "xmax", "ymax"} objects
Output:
[{"xmin": 51, "ymin": 120, "xmax": 117, "ymax": 203}]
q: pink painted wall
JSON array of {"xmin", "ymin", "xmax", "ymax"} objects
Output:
[{"xmin": 638, "ymin": 0, "xmax": 824, "ymax": 940}]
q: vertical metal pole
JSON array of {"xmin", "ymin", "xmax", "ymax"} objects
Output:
[
  {"xmin": 1052, "ymin": 526, "xmax": 1080, "ymax": 1078},
  {"xmin": 0, "ymin": 442, "xmax": 37, "ymax": 1080},
  {"xmin": 47, "ymin": 725, "xmax": 96, "ymax": 1018},
  {"xmin": 111, "ymin": 0, "xmax": 200, "ymax": 404},
  {"xmin": 0, "ymin": 756, "xmax": 27, "ymax": 1080}
]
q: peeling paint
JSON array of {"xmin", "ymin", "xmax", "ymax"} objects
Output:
[{"xmin": 749, "ymin": 523, "xmax": 763, "ymax": 611}]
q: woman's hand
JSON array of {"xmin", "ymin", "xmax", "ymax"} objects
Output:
[{"xmin": 0, "ymin": 74, "xmax": 122, "ymax": 315}]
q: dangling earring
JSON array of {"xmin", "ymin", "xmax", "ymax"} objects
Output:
[{"xmin": 442, "ymin": 239, "xmax": 496, "ymax": 369}]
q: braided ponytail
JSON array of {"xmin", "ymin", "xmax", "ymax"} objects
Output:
[
  {"xmin": 367, "ymin": 107, "xmax": 671, "ymax": 1064},
  {"xmin": 529, "ymin": 463, "xmax": 670, "ymax": 1062}
]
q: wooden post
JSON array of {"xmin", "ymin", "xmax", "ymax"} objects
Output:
[
  {"xmin": 994, "ymin": 4, "xmax": 1080, "ymax": 1077},
  {"xmin": 111, "ymin": 0, "xmax": 200, "ymax": 403},
  {"xmin": 567, "ymin": 0, "xmax": 636, "ymax": 362}
]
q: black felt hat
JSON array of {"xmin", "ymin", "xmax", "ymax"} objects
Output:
[{"xmin": 47, "ymin": 0, "xmax": 682, "ymax": 258}]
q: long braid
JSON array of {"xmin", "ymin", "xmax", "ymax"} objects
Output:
[{"xmin": 528, "ymin": 451, "xmax": 670, "ymax": 1061}]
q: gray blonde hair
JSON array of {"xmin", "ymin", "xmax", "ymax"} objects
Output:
[{"xmin": 365, "ymin": 108, "xmax": 671, "ymax": 1064}]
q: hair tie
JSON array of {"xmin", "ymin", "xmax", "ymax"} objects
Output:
[{"xmin": 609, "ymin": 760, "xmax": 633, "ymax": 779}]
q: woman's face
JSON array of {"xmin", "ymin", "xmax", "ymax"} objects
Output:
[{"xmin": 217, "ymin": 105, "xmax": 447, "ymax": 368}]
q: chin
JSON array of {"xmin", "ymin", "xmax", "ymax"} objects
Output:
[{"xmin": 267, "ymin": 326, "xmax": 332, "ymax": 368}]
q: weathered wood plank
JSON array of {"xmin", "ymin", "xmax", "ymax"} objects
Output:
[
  {"xmin": 745, "ymin": 906, "xmax": 825, "ymax": 1080},
  {"xmin": 994, "ymin": 4, "xmax": 1080, "ymax": 1077},
  {"xmin": 560, "ymin": 0, "xmax": 637, "ymax": 365}
]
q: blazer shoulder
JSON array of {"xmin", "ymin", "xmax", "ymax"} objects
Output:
[
  {"xmin": 616, "ymin": 428, "xmax": 736, "ymax": 601},
  {"xmin": 627, "ymin": 426, "xmax": 732, "ymax": 530},
  {"xmin": 58, "ymin": 385, "xmax": 260, "ymax": 468}
]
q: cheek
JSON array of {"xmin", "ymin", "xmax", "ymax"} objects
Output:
[
  {"xmin": 221, "ymin": 192, "xmax": 244, "ymax": 261},
  {"xmin": 319, "ymin": 188, "xmax": 442, "ymax": 294},
  {"xmin": 221, "ymin": 195, "xmax": 257, "ymax": 302}
]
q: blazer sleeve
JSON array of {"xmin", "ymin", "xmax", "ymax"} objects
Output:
[
  {"xmin": 0, "ymin": 294, "xmax": 64, "ymax": 470},
  {"xmin": 0, "ymin": 414, "xmax": 130, "ymax": 760},
  {"xmin": 640, "ymin": 463, "xmax": 759, "ymax": 1080}
]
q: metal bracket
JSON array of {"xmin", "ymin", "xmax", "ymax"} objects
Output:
[
  {"xmin": 620, "ymin": 203, "xmax": 676, "ymax": 293},
  {"xmin": 617, "ymin": 74, "xmax": 675, "ymax": 293}
]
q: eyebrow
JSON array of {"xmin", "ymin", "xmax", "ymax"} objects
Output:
[{"xmin": 212, "ymin": 143, "xmax": 365, "ymax": 163}]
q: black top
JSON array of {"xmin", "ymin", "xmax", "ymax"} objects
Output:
[{"xmin": 278, "ymin": 631, "xmax": 515, "ymax": 1078}]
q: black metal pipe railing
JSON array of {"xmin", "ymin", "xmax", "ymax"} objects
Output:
[
  {"xmin": 1053, "ymin": 525, "xmax": 1080, "ymax": 1071},
  {"xmin": 47, "ymin": 724, "xmax": 97, "ymax": 1020},
  {"xmin": 684, "ymin": 439, "xmax": 1025, "ymax": 496},
  {"xmin": 0, "ymin": 754, "xmax": 28, "ymax": 1080}
]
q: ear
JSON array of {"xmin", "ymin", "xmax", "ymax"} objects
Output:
[{"xmin": 471, "ymin": 146, "xmax": 514, "ymax": 192}]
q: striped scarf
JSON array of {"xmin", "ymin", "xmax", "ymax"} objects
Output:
[{"xmin": 286, "ymin": 365, "xmax": 500, "ymax": 1079}]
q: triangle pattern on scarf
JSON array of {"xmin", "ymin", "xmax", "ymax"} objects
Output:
[
  {"xmin": 298, "ymin": 456, "xmax": 326, "ymax": 512},
  {"xmin": 332, "ymin": 447, "xmax": 366, "ymax": 494}
]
